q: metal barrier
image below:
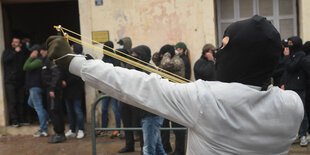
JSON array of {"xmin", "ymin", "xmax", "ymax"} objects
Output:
[{"xmin": 91, "ymin": 95, "xmax": 187, "ymax": 155}]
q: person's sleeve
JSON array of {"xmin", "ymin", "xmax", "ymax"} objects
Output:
[
  {"xmin": 23, "ymin": 57, "xmax": 43, "ymax": 71},
  {"xmin": 69, "ymin": 57, "xmax": 204, "ymax": 128},
  {"xmin": 2, "ymin": 50, "xmax": 16, "ymax": 64},
  {"xmin": 194, "ymin": 60, "xmax": 214, "ymax": 81},
  {"xmin": 301, "ymin": 56, "xmax": 310, "ymax": 77},
  {"xmin": 48, "ymin": 64, "xmax": 62, "ymax": 92}
]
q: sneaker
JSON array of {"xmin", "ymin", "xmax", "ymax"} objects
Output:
[
  {"xmin": 33, "ymin": 130, "xmax": 48, "ymax": 137},
  {"xmin": 110, "ymin": 131, "xmax": 120, "ymax": 139},
  {"xmin": 12, "ymin": 122, "xmax": 20, "ymax": 128},
  {"xmin": 65, "ymin": 130, "xmax": 76, "ymax": 137},
  {"xmin": 76, "ymin": 130, "xmax": 85, "ymax": 139},
  {"xmin": 300, "ymin": 136, "xmax": 308, "ymax": 147},
  {"xmin": 96, "ymin": 130, "xmax": 107, "ymax": 136},
  {"xmin": 48, "ymin": 134, "xmax": 66, "ymax": 143}
]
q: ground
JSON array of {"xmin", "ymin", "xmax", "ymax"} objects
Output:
[{"xmin": 1, "ymin": 134, "xmax": 310, "ymax": 155}]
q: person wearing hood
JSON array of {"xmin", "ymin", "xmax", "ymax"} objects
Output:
[
  {"xmin": 23, "ymin": 44, "xmax": 49, "ymax": 137},
  {"xmin": 280, "ymin": 36, "xmax": 308, "ymax": 147},
  {"xmin": 96, "ymin": 41, "xmax": 122, "ymax": 138},
  {"xmin": 63, "ymin": 43, "xmax": 85, "ymax": 139},
  {"xmin": 193, "ymin": 44, "xmax": 216, "ymax": 81},
  {"xmin": 46, "ymin": 15, "xmax": 303, "ymax": 154},
  {"xmin": 301, "ymin": 41, "xmax": 310, "ymax": 135},
  {"xmin": 153, "ymin": 45, "xmax": 186, "ymax": 155},
  {"xmin": 117, "ymin": 37, "xmax": 132, "ymax": 68},
  {"xmin": 130, "ymin": 45, "xmax": 166, "ymax": 155},
  {"xmin": 175, "ymin": 42, "xmax": 191, "ymax": 80}
]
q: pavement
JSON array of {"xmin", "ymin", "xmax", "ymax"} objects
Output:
[{"xmin": 0, "ymin": 124, "xmax": 310, "ymax": 155}]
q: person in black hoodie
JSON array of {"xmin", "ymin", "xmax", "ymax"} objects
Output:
[
  {"xmin": 131, "ymin": 45, "xmax": 166, "ymax": 155},
  {"xmin": 272, "ymin": 40, "xmax": 290, "ymax": 87},
  {"xmin": 302, "ymin": 41, "xmax": 310, "ymax": 135},
  {"xmin": 2, "ymin": 37, "xmax": 28, "ymax": 127},
  {"xmin": 97, "ymin": 41, "xmax": 121, "ymax": 138},
  {"xmin": 40, "ymin": 44, "xmax": 66, "ymax": 143},
  {"xmin": 193, "ymin": 44, "xmax": 216, "ymax": 81},
  {"xmin": 280, "ymin": 36, "xmax": 308, "ymax": 147},
  {"xmin": 63, "ymin": 43, "xmax": 85, "ymax": 139}
]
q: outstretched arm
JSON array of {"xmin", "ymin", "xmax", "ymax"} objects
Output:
[{"xmin": 70, "ymin": 57, "xmax": 201, "ymax": 128}]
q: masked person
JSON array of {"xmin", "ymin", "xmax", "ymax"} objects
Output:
[{"xmin": 46, "ymin": 15, "xmax": 303, "ymax": 154}]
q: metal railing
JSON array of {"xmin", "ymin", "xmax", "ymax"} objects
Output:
[{"xmin": 91, "ymin": 95, "xmax": 187, "ymax": 155}]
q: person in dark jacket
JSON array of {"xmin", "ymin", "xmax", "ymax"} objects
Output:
[
  {"xmin": 272, "ymin": 40, "xmax": 290, "ymax": 87},
  {"xmin": 2, "ymin": 37, "xmax": 28, "ymax": 127},
  {"xmin": 40, "ymin": 45, "xmax": 66, "ymax": 143},
  {"xmin": 301, "ymin": 41, "xmax": 310, "ymax": 135},
  {"xmin": 153, "ymin": 45, "xmax": 186, "ymax": 155},
  {"xmin": 175, "ymin": 42, "xmax": 191, "ymax": 80},
  {"xmin": 96, "ymin": 41, "xmax": 121, "ymax": 138},
  {"xmin": 193, "ymin": 44, "xmax": 216, "ymax": 81},
  {"xmin": 23, "ymin": 44, "xmax": 49, "ymax": 137},
  {"xmin": 63, "ymin": 43, "xmax": 85, "ymax": 139},
  {"xmin": 280, "ymin": 36, "xmax": 308, "ymax": 146},
  {"xmin": 131, "ymin": 45, "xmax": 166, "ymax": 155}
]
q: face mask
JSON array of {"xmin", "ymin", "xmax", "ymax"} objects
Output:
[
  {"xmin": 175, "ymin": 50, "xmax": 179, "ymax": 55},
  {"xmin": 119, "ymin": 45, "xmax": 124, "ymax": 49},
  {"xmin": 26, "ymin": 42, "xmax": 30, "ymax": 48}
]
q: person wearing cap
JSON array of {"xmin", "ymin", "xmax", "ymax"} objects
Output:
[
  {"xmin": 175, "ymin": 42, "xmax": 191, "ymax": 80},
  {"xmin": 46, "ymin": 15, "xmax": 303, "ymax": 154},
  {"xmin": 23, "ymin": 44, "xmax": 49, "ymax": 138},
  {"xmin": 193, "ymin": 44, "xmax": 216, "ymax": 81}
]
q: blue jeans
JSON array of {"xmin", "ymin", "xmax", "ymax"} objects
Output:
[
  {"xmin": 65, "ymin": 99, "xmax": 84, "ymax": 132},
  {"xmin": 101, "ymin": 97, "xmax": 121, "ymax": 128},
  {"xmin": 28, "ymin": 87, "xmax": 48, "ymax": 132},
  {"xmin": 141, "ymin": 116, "xmax": 166, "ymax": 155}
]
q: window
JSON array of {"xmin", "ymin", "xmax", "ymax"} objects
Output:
[{"xmin": 216, "ymin": 0, "xmax": 297, "ymax": 45}]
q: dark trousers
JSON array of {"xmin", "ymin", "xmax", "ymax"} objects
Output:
[
  {"xmin": 47, "ymin": 89, "xmax": 65, "ymax": 135},
  {"xmin": 119, "ymin": 102, "xmax": 143, "ymax": 149},
  {"xmin": 161, "ymin": 119, "xmax": 186, "ymax": 155},
  {"xmin": 5, "ymin": 83, "xmax": 26, "ymax": 124}
]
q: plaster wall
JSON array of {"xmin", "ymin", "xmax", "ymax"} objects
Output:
[
  {"xmin": 299, "ymin": 0, "xmax": 310, "ymax": 42},
  {"xmin": 0, "ymin": 1, "xmax": 8, "ymax": 126}
]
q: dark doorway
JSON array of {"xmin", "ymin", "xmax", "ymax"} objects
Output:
[{"xmin": 2, "ymin": 0, "xmax": 80, "ymax": 47}]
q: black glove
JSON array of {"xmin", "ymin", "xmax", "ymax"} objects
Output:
[{"xmin": 46, "ymin": 36, "xmax": 74, "ymax": 70}]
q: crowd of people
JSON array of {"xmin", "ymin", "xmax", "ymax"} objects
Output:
[
  {"xmin": 2, "ymin": 15, "xmax": 310, "ymax": 155},
  {"xmin": 2, "ymin": 37, "xmax": 85, "ymax": 143}
]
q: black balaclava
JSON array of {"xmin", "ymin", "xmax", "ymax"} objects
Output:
[
  {"xmin": 72, "ymin": 43, "xmax": 83, "ymax": 54},
  {"xmin": 303, "ymin": 41, "xmax": 310, "ymax": 55},
  {"xmin": 159, "ymin": 44, "xmax": 175, "ymax": 57},
  {"xmin": 288, "ymin": 36, "xmax": 302, "ymax": 53},
  {"xmin": 131, "ymin": 45, "xmax": 151, "ymax": 63},
  {"xmin": 103, "ymin": 41, "xmax": 114, "ymax": 58},
  {"xmin": 215, "ymin": 15, "xmax": 282, "ymax": 88}
]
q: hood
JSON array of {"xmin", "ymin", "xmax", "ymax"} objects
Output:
[
  {"xmin": 288, "ymin": 36, "xmax": 303, "ymax": 53},
  {"xmin": 72, "ymin": 43, "xmax": 83, "ymax": 54},
  {"xmin": 103, "ymin": 41, "xmax": 114, "ymax": 59},
  {"xmin": 159, "ymin": 44, "xmax": 175, "ymax": 57},
  {"xmin": 215, "ymin": 15, "xmax": 282, "ymax": 87},
  {"xmin": 303, "ymin": 41, "xmax": 310, "ymax": 55},
  {"xmin": 118, "ymin": 37, "xmax": 132, "ymax": 51},
  {"xmin": 131, "ymin": 45, "xmax": 151, "ymax": 63}
]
